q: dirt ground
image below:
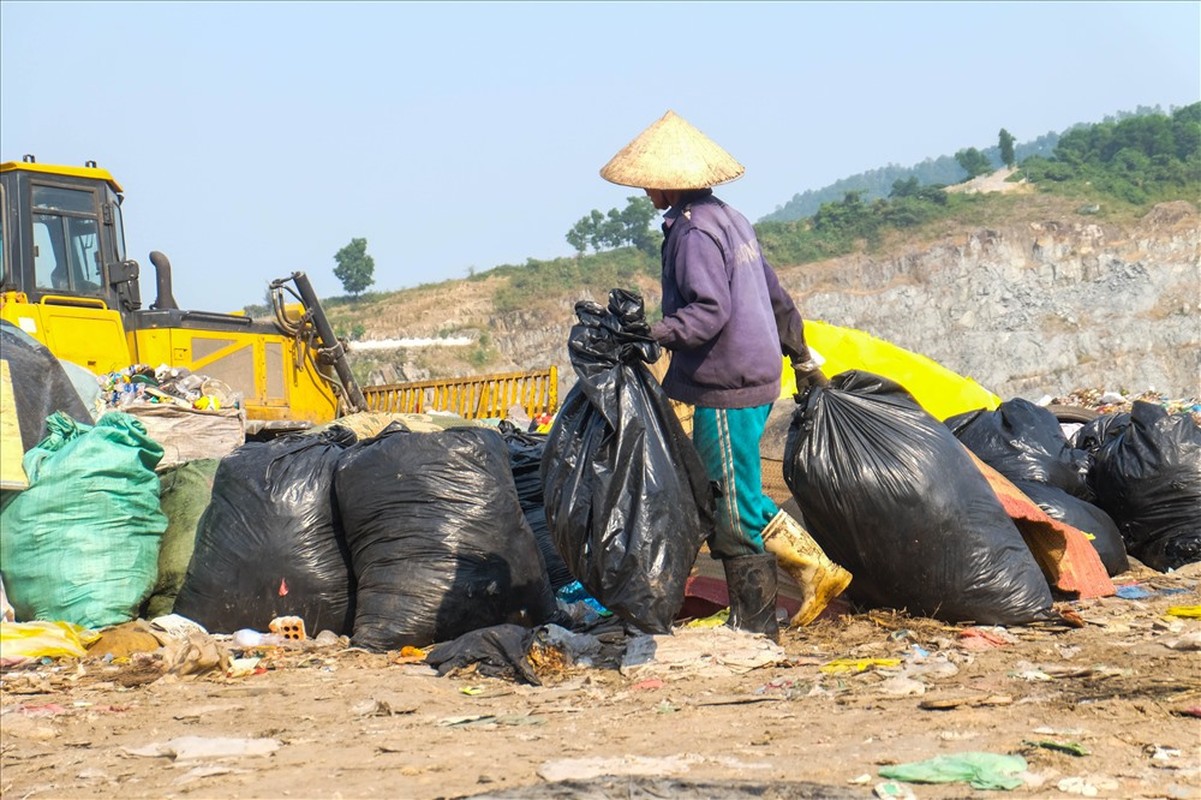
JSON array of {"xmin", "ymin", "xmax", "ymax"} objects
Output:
[{"xmin": 2, "ymin": 560, "xmax": 1198, "ymax": 800}]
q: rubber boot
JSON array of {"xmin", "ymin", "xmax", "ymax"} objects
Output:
[
  {"xmin": 722, "ymin": 553, "xmax": 780, "ymax": 642},
  {"xmin": 761, "ymin": 510, "xmax": 853, "ymax": 627}
]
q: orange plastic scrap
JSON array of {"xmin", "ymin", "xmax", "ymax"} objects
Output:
[{"xmin": 966, "ymin": 451, "xmax": 1114, "ymax": 600}]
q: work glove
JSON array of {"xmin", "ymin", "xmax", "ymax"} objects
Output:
[{"xmin": 791, "ymin": 356, "xmax": 828, "ymax": 399}]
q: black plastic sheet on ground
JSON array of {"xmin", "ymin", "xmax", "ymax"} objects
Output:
[
  {"xmin": 541, "ymin": 289, "xmax": 714, "ymax": 634},
  {"xmin": 1087, "ymin": 402, "xmax": 1201, "ymax": 571},
  {"xmin": 783, "ymin": 371, "xmax": 1055, "ymax": 625},
  {"xmin": 173, "ymin": 428, "xmax": 357, "ymax": 635},
  {"xmin": 336, "ymin": 424, "xmax": 556, "ymax": 652}
]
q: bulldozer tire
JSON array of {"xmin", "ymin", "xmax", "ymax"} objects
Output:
[{"xmin": 1046, "ymin": 404, "xmax": 1100, "ymax": 424}]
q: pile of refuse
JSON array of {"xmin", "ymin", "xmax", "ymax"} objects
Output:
[{"xmin": 1, "ymin": 295, "xmax": 1199, "ymax": 681}]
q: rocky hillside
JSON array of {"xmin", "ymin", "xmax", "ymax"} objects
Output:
[{"xmin": 337, "ymin": 197, "xmax": 1200, "ymax": 403}]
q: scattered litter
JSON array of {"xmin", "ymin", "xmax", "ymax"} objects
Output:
[
  {"xmin": 877, "ymin": 675, "xmax": 926, "ymax": 696},
  {"xmin": 874, "ymin": 781, "xmax": 917, "ymax": 799},
  {"xmin": 0, "ymin": 620, "xmax": 99, "ymax": 660},
  {"xmin": 1166, "ymin": 606, "xmax": 1201, "ymax": 618},
  {"xmin": 1056, "ymin": 775, "xmax": 1119, "ymax": 796},
  {"xmin": 351, "ymin": 697, "xmax": 416, "ymax": 717},
  {"xmin": 919, "ymin": 694, "xmax": 1013, "ymax": 710},
  {"xmin": 1023, "ymin": 739, "xmax": 1090, "ymax": 757},
  {"xmin": 537, "ymin": 753, "xmax": 704, "ymax": 782},
  {"xmin": 1147, "ymin": 745, "xmax": 1182, "ymax": 761},
  {"xmin": 1162, "ymin": 631, "xmax": 1201, "ymax": 651},
  {"xmin": 820, "ymin": 657, "xmax": 902, "ymax": 674},
  {"xmin": 124, "ymin": 735, "xmax": 281, "ymax": 761},
  {"xmin": 620, "ymin": 626, "xmax": 785, "ymax": 679},
  {"xmin": 1114, "ymin": 584, "xmax": 1154, "ymax": 600},
  {"xmin": 878, "ymin": 752, "xmax": 1028, "ymax": 790}
]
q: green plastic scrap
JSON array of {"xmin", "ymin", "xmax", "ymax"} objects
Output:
[
  {"xmin": 878, "ymin": 752, "xmax": 1028, "ymax": 790},
  {"xmin": 1022, "ymin": 739, "xmax": 1090, "ymax": 757}
]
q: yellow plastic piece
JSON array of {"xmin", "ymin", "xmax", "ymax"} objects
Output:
[
  {"xmin": 1165, "ymin": 606, "xmax": 1201, "ymax": 619},
  {"xmin": 782, "ymin": 320, "xmax": 1002, "ymax": 421},
  {"xmin": 819, "ymin": 657, "xmax": 902, "ymax": 674},
  {"xmin": 0, "ymin": 620, "xmax": 100, "ymax": 660}
]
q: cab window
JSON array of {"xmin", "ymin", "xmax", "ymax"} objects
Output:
[{"xmin": 31, "ymin": 185, "xmax": 103, "ymax": 293}]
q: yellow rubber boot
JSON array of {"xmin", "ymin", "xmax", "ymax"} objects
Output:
[{"xmin": 761, "ymin": 510, "xmax": 852, "ymax": 627}]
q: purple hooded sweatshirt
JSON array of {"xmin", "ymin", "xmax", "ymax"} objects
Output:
[{"xmin": 649, "ymin": 191, "xmax": 809, "ymax": 409}]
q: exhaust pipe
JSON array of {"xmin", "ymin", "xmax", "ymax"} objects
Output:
[{"xmin": 148, "ymin": 251, "xmax": 180, "ymax": 310}]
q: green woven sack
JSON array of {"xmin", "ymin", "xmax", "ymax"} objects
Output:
[
  {"xmin": 144, "ymin": 459, "xmax": 220, "ymax": 619},
  {"xmin": 0, "ymin": 412, "xmax": 167, "ymax": 628}
]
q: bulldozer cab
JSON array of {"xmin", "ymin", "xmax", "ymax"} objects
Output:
[
  {"xmin": 1, "ymin": 157, "xmax": 361, "ymax": 430},
  {"xmin": 1, "ymin": 157, "xmax": 141, "ymax": 313}
]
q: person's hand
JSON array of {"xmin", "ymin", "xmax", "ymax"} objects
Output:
[{"xmin": 791, "ymin": 357, "xmax": 828, "ymax": 397}]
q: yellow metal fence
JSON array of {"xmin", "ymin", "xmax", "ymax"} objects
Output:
[{"xmin": 361, "ymin": 367, "xmax": 558, "ymax": 421}]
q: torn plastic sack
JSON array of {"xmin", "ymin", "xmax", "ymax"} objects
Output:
[
  {"xmin": 173, "ymin": 428, "xmax": 356, "ymax": 635},
  {"xmin": 1086, "ymin": 401, "xmax": 1201, "ymax": 571},
  {"xmin": 541, "ymin": 289, "xmax": 714, "ymax": 634},
  {"xmin": 1013, "ymin": 480, "xmax": 1129, "ymax": 577},
  {"xmin": 878, "ymin": 752, "xmax": 1028, "ymax": 791},
  {"xmin": 497, "ymin": 420, "xmax": 574, "ymax": 591},
  {"xmin": 0, "ymin": 620, "xmax": 100, "ymax": 661},
  {"xmin": 0, "ymin": 321, "xmax": 94, "ymax": 451},
  {"xmin": 0, "ymin": 412, "xmax": 166, "ymax": 627},
  {"xmin": 945, "ymin": 398, "xmax": 1091, "ymax": 497},
  {"xmin": 144, "ymin": 459, "xmax": 221, "ymax": 619},
  {"xmin": 335, "ymin": 424, "xmax": 556, "ymax": 651},
  {"xmin": 783, "ymin": 371, "xmax": 1055, "ymax": 625}
]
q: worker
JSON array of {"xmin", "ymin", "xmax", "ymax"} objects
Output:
[{"xmin": 599, "ymin": 110, "xmax": 851, "ymax": 640}]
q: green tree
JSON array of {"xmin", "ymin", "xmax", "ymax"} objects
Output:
[
  {"xmin": 565, "ymin": 196, "xmax": 659, "ymax": 255},
  {"xmin": 333, "ymin": 237, "xmax": 375, "ymax": 297},
  {"xmin": 998, "ymin": 128, "xmax": 1016, "ymax": 168},
  {"xmin": 955, "ymin": 147, "xmax": 993, "ymax": 179}
]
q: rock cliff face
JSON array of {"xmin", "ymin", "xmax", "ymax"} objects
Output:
[
  {"xmin": 779, "ymin": 201, "xmax": 1199, "ymax": 400},
  {"xmin": 352, "ymin": 201, "xmax": 1199, "ymax": 403}
]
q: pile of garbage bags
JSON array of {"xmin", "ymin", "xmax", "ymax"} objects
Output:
[{"xmin": 2, "ymin": 296, "xmax": 1198, "ymax": 652}]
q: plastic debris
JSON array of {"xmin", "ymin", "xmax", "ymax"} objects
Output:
[{"xmin": 878, "ymin": 752, "xmax": 1028, "ymax": 790}]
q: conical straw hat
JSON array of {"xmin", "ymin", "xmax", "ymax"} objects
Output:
[{"xmin": 600, "ymin": 110, "xmax": 745, "ymax": 190}]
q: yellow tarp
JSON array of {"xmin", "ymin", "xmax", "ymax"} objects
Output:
[{"xmin": 781, "ymin": 320, "xmax": 1001, "ymax": 421}]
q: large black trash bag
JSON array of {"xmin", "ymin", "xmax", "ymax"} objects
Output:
[
  {"xmin": 336, "ymin": 423, "xmax": 557, "ymax": 651},
  {"xmin": 1013, "ymin": 480, "xmax": 1129, "ymax": 577},
  {"xmin": 1087, "ymin": 402, "xmax": 1201, "ymax": 571},
  {"xmin": 783, "ymin": 371, "xmax": 1055, "ymax": 625},
  {"xmin": 497, "ymin": 420, "xmax": 574, "ymax": 591},
  {"xmin": 945, "ymin": 399, "xmax": 1091, "ymax": 497},
  {"xmin": 174, "ymin": 427, "xmax": 357, "ymax": 635},
  {"xmin": 1071, "ymin": 412, "xmax": 1132, "ymax": 455},
  {"xmin": 541, "ymin": 289, "xmax": 714, "ymax": 634},
  {"xmin": 0, "ymin": 320, "xmax": 93, "ymax": 451}
]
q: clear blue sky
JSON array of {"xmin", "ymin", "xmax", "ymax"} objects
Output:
[{"xmin": 3, "ymin": 2, "xmax": 1198, "ymax": 311}]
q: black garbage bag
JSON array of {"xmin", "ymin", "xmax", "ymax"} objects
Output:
[
  {"xmin": 336, "ymin": 424, "xmax": 556, "ymax": 652},
  {"xmin": 1071, "ymin": 412, "xmax": 1132, "ymax": 455},
  {"xmin": 945, "ymin": 399, "xmax": 1091, "ymax": 497},
  {"xmin": 173, "ymin": 428, "xmax": 357, "ymax": 635},
  {"xmin": 424, "ymin": 623, "xmax": 540, "ymax": 685},
  {"xmin": 1013, "ymin": 480, "xmax": 1129, "ymax": 577},
  {"xmin": 541, "ymin": 289, "xmax": 714, "ymax": 634},
  {"xmin": 784, "ymin": 371, "xmax": 1055, "ymax": 625},
  {"xmin": 497, "ymin": 420, "xmax": 573, "ymax": 591},
  {"xmin": 1087, "ymin": 402, "xmax": 1201, "ymax": 571},
  {"xmin": 0, "ymin": 320, "xmax": 93, "ymax": 452}
]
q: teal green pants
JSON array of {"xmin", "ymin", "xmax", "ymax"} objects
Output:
[{"xmin": 692, "ymin": 404, "xmax": 778, "ymax": 559}]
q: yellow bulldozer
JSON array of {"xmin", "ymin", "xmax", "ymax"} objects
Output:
[{"xmin": 0, "ymin": 156, "xmax": 558, "ymax": 434}]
